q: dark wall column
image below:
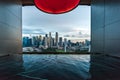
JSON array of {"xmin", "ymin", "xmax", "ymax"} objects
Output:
[
  {"xmin": 91, "ymin": 0, "xmax": 120, "ymax": 56},
  {"xmin": 91, "ymin": 0, "xmax": 105, "ymax": 54},
  {"xmin": 0, "ymin": 0, "xmax": 22, "ymax": 56}
]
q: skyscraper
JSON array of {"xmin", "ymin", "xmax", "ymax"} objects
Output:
[
  {"xmin": 32, "ymin": 36, "xmax": 36, "ymax": 46},
  {"xmin": 23, "ymin": 37, "xmax": 29, "ymax": 47},
  {"xmin": 64, "ymin": 38, "xmax": 67, "ymax": 52},
  {"xmin": 38, "ymin": 35, "xmax": 42, "ymax": 46},
  {"xmin": 68, "ymin": 40, "xmax": 71, "ymax": 47},
  {"xmin": 32, "ymin": 36, "xmax": 39, "ymax": 47},
  {"xmin": 49, "ymin": 32, "xmax": 52, "ymax": 47},
  {"xmin": 59, "ymin": 37, "xmax": 63, "ymax": 47},
  {"xmin": 45, "ymin": 34, "xmax": 48, "ymax": 48},
  {"xmin": 55, "ymin": 32, "xmax": 58, "ymax": 47},
  {"xmin": 51, "ymin": 38, "xmax": 55, "ymax": 47}
]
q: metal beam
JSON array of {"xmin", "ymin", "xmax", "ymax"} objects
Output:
[{"xmin": 22, "ymin": 0, "xmax": 91, "ymax": 6}]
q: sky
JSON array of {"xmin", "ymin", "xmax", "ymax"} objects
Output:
[{"xmin": 22, "ymin": 5, "xmax": 91, "ymax": 42}]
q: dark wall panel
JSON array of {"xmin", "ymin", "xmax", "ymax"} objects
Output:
[
  {"xmin": 105, "ymin": 0, "xmax": 120, "ymax": 25},
  {"xmin": 91, "ymin": 0, "xmax": 105, "ymax": 53},
  {"xmin": 91, "ymin": 0, "xmax": 120, "ymax": 56},
  {"xmin": 104, "ymin": 0, "xmax": 120, "ymax": 56},
  {"xmin": 0, "ymin": 0, "xmax": 22, "ymax": 56}
]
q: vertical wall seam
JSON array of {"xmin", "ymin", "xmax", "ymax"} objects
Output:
[{"xmin": 103, "ymin": 0, "xmax": 105, "ymax": 54}]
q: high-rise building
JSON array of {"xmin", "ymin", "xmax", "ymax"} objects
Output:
[
  {"xmin": 32, "ymin": 36, "xmax": 39, "ymax": 47},
  {"xmin": 23, "ymin": 37, "xmax": 28, "ymax": 47},
  {"xmin": 55, "ymin": 32, "xmax": 58, "ymax": 47},
  {"xmin": 28, "ymin": 38, "xmax": 32, "ymax": 47},
  {"xmin": 64, "ymin": 38, "xmax": 67, "ymax": 52},
  {"xmin": 45, "ymin": 34, "xmax": 48, "ymax": 48},
  {"xmin": 32, "ymin": 36, "xmax": 36, "ymax": 46},
  {"xmin": 23, "ymin": 37, "xmax": 32, "ymax": 47},
  {"xmin": 49, "ymin": 32, "xmax": 52, "ymax": 47},
  {"xmin": 38, "ymin": 35, "xmax": 42, "ymax": 46},
  {"xmin": 51, "ymin": 38, "xmax": 55, "ymax": 47},
  {"xmin": 68, "ymin": 40, "xmax": 71, "ymax": 47},
  {"xmin": 42, "ymin": 37, "xmax": 45, "ymax": 46},
  {"xmin": 59, "ymin": 37, "xmax": 63, "ymax": 47},
  {"xmin": 45, "ymin": 34, "xmax": 48, "ymax": 37},
  {"xmin": 38, "ymin": 35, "xmax": 42, "ymax": 41},
  {"xmin": 85, "ymin": 39, "xmax": 90, "ymax": 46}
]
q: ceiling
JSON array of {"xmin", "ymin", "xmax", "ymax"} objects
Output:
[{"xmin": 22, "ymin": 0, "xmax": 91, "ymax": 6}]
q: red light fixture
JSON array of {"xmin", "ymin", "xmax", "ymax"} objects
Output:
[{"xmin": 34, "ymin": 0, "xmax": 80, "ymax": 14}]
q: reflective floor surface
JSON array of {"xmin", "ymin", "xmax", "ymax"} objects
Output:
[{"xmin": 0, "ymin": 54, "xmax": 120, "ymax": 80}]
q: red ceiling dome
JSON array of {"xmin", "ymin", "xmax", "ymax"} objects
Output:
[{"xmin": 34, "ymin": 0, "xmax": 80, "ymax": 14}]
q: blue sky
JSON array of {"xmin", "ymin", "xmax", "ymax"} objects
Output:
[{"xmin": 22, "ymin": 5, "xmax": 91, "ymax": 42}]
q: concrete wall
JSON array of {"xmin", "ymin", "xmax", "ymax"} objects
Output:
[
  {"xmin": 91, "ymin": 0, "xmax": 120, "ymax": 56},
  {"xmin": 0, "ymin": 0, "xmax": 22, "ymax": 56}
]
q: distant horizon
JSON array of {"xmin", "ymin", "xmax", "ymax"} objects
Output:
[{"xmin": 22, "ymin": 32, "xmax": 90, "ymax": 43}]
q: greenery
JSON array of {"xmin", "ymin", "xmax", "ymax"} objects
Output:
[
  {"xmin": 23, "ymin": 51, "xmax": 90, "ymax": 54},
  {"xmin": 42, "ymin": 48, "xmax": 56, "ymax": 52},
  {"xmin": 56, "ymin": 49, "xmax": 64, "ymax": 52}
]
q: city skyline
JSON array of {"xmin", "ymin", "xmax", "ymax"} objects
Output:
[
  {"xmin": 22, "ymin": 31, "xmax": 90, "ymax": 42},
  {"xmin": 22, "ymin": 6, "xmax": 91, "ymax": 41},
  {"xmin": 22, "ymin": 31, "xmax": 90, "ymax": 52}
]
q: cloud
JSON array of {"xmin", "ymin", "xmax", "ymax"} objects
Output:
[
  {"xmin": 64, "ymin": 31, "xmax": 90, "ymax": 39},
  {"xmin": 23, "ymin": 28, "xmax": 46, "ymax": 35}
]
